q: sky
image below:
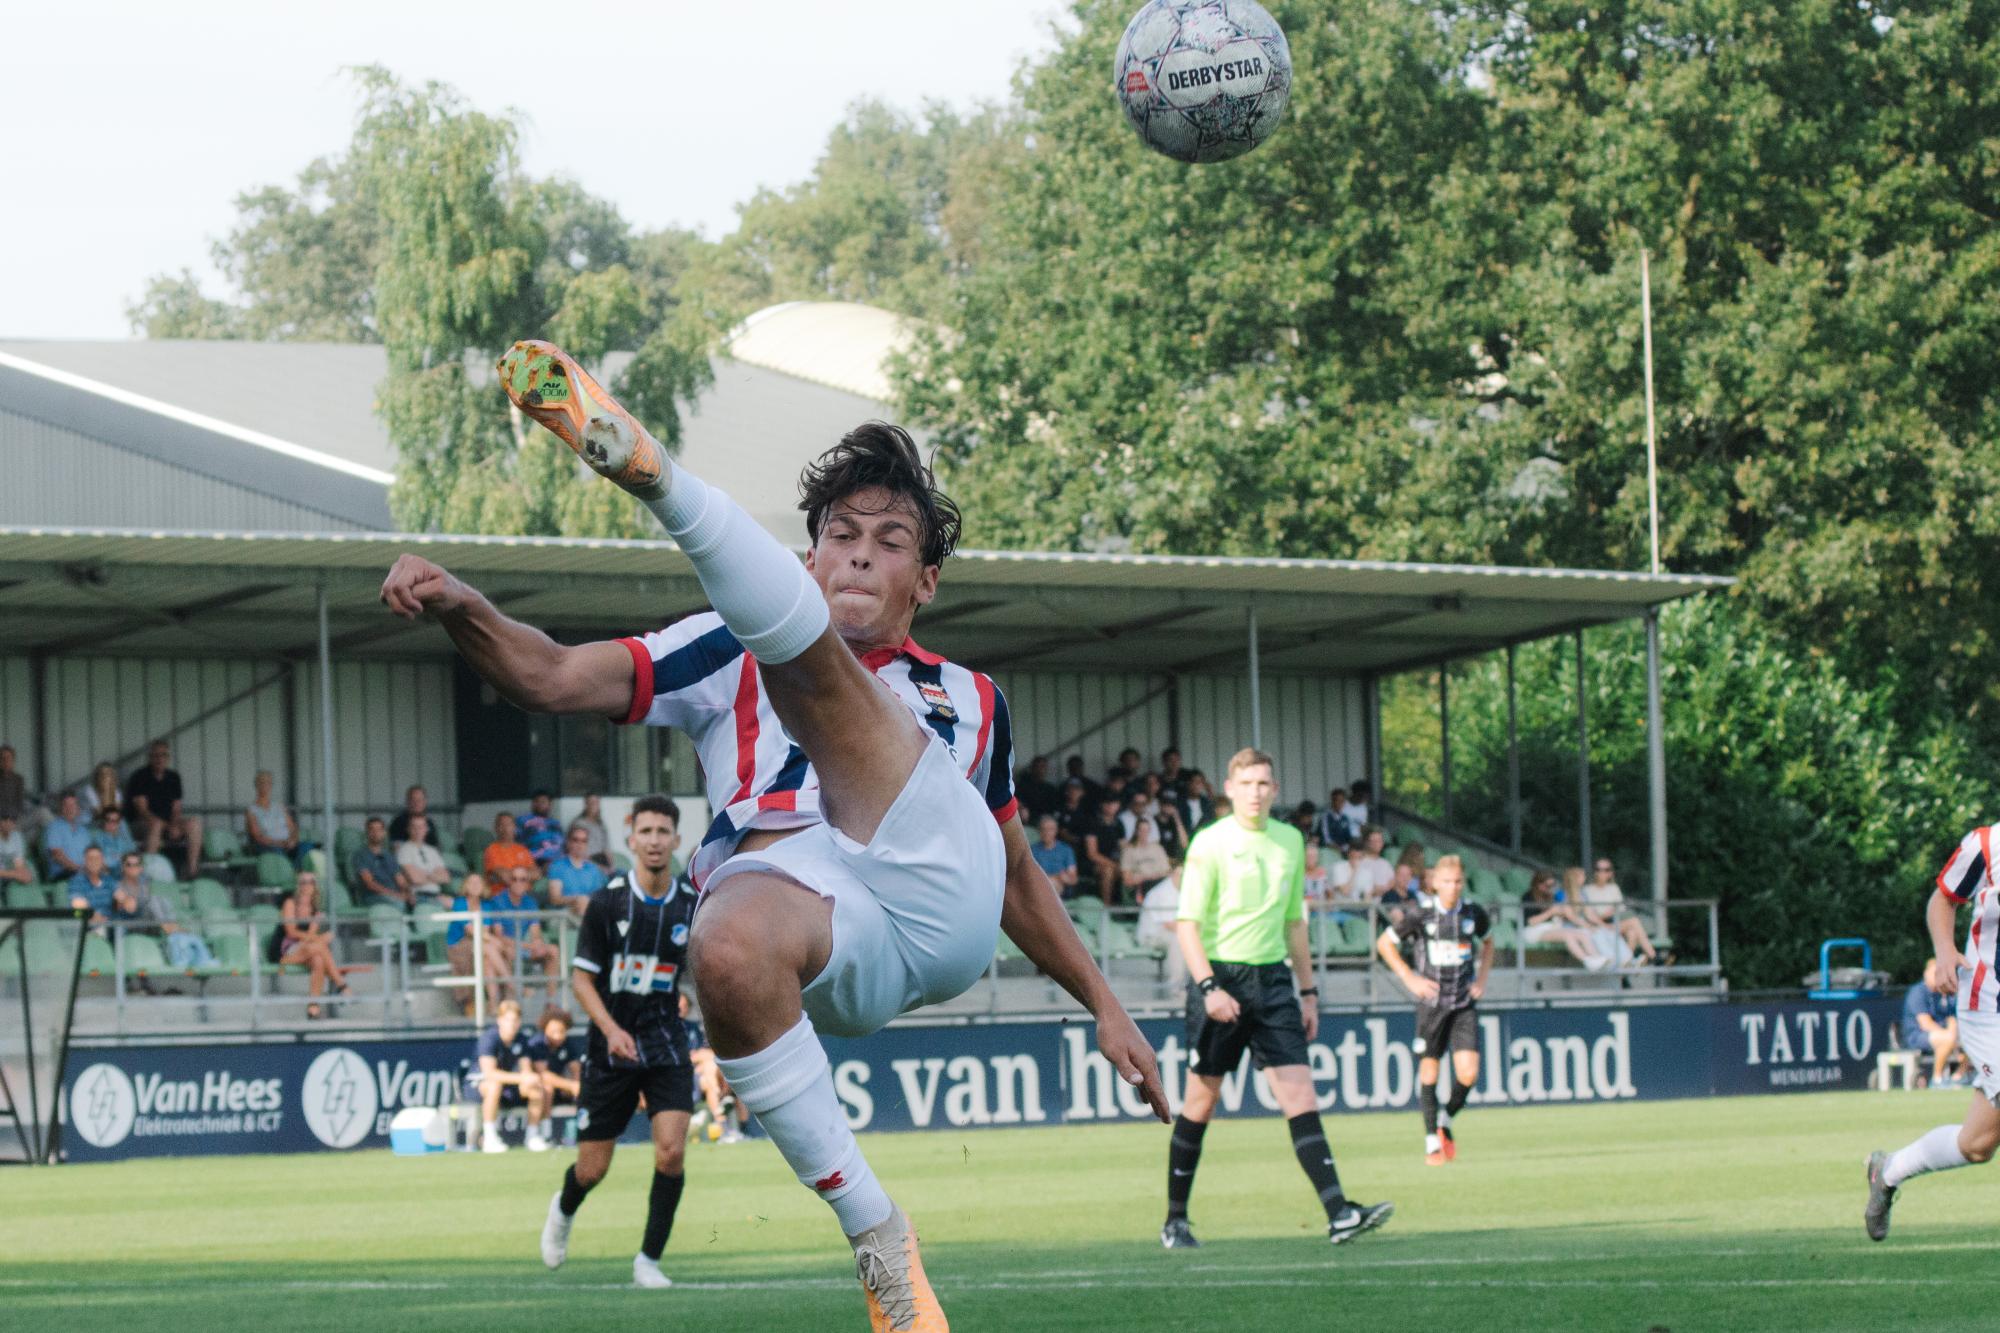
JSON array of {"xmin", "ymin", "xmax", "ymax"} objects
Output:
[{"xmin": 2, "ymin": 0, "xmax": 1065, "ymax": 340}]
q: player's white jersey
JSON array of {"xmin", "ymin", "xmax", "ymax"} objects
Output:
[
  {"xmin": 1939, "ymin": 825, "xmax": 2000, "ymax": 1012},
  {"xmin": 614, "ymin": 613, "xmax": 1018, "ymax": 886}
]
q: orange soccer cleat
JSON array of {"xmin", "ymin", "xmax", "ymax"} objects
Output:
[
  {"xmin": 497, "ymin": 339, "xmax": 667, "ymax": 500},
  {"xmin": 849, "ymin": 1206, "xmax": 948, "ymax": 1332},
  {"xmin": 1440, "ymin": 1125, "xmax": 1457, "ymax": 1162}
]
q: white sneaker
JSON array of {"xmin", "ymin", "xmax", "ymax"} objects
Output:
[
  {"xmin": 632, "ymin": 1253, "xmax": 672, "ymax": 1289},
  {"xmin": 720, "ymin": 1124, "xmax": 744, "ymax": 1144},
  {"xmin": 481, "ymin": 1128, "xmax": 507, "ymax": 1154},
  {"xmin": 525, "ymin": 1128, "xmax": 551, "ymax": 1152},
  {"xmin": 541, "ymin": 1190, "xmax": 573, "ymax": 1269}
]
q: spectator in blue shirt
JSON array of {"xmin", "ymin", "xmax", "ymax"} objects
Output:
[
  {"xmin": 443, "ymin": 873, "xmax": 513, "ymax": 1016},
  {"xmin": 91, "ymin": 806, "xmax": 138, "ymax": 866},
  {"xmin": 45, "ymin": 792, "xmax": 92, "ymax": 882},
  {"xmin": 67, "ymin": 845, "xmax": 116, "ymax": 922},
  {"xmin": 1029, "ymin": 813, "xmax": 1079, "ymax": 897},
  {"xmin": 1902, "ymin": 959, "xmax": 1961, "ymax": 1087},
  {"xmin": 496, "ymin": 865, "xmax": 561, "ymax": 1003},
  {"xmin": 518, "ymin": 790, "xmax": 564, "ymax": 867},
  {"xmin": 545, "ymin": 825, "xmax": 608, "ymax": 919}
]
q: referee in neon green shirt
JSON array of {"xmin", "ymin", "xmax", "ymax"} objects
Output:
[{"xmin": 1160, "ymin": 747, "xmax": 1394, "ymax": 1249}]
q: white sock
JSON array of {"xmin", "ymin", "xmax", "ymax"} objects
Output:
[
  {"xmin": 642, "ymin": 460, "xmax": 829, "ymax": 664},
  {"xmin": 1424, "ymin": 1133, "xmax": 1441, "ymax": 1154},
  {"xmin": 716, "ymin": 1016, "xmax": 893, "ymax": 1236},
  {"xmin": 1884, "ymin": 1124, "xmax": 1972, "ymax": 1187}
]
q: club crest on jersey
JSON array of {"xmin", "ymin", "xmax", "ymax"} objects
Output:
[
  {"xmin": 616, "ymin": 920, "xmax": 630, "ymax": 937},
  {"xmin": 672, "ymin": 923, "xmax": 689, "ymax": 946},
  {"xmin": 916, "ymin": 680, "xmax": 958, "ymax": 723}
]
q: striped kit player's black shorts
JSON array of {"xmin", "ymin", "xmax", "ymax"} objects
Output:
[
  {"xmin": 574, "ymin": 1059, "xmax": 694, "ymax": 1142},
  {"xmin": 1186, "ymin": 960, "xmax": 1312, "ymax": 1077},
  {"xmin": 1413, "ymin": 1002, "xmax": 1479, "ymax": 1058}
]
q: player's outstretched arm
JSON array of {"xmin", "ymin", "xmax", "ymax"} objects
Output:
[
  {"xmin": 380, "ymin": 554, "xmax": 632, "ymax": 716},
  {"xmin": 995, "ymin": 816, "xmax": 1169, "ymax": 1121}
]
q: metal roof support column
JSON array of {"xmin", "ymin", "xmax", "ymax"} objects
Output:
[
  {"xmin": 1439, "ymin": 665, "xmax": 1453, "ymax": 828},
  {"xmin": 1365, "ymin": 673, "xmax": 1383, "ymax": 813},
  {"xmin": 1247, "ymin": 606, "xmax": 1262, "ymax": 751},
  {"xmin": 316, "ymin": 585, "xmax": 337, "ymax": 857},
  {"xmin": 28, "ymin": 652, "xmax": 48, "ymax": 800},
  {"xmin": 1505, "ymin": 644, "xmax": 1521, "ymax": 855},
  {"xmin": 1645, "ymin": 609, "xmax": 1667, "ymax": 906},
  {"xmin": 1574, "ymin": 629, "xmax": 1592, "ymax": 870}
]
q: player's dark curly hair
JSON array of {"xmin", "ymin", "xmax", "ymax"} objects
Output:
[
  {"xmin": 632, "ymin": 795, "xmax": 680, "ymax": 825},
  {"xmin": 799, "ymin": 422, "xmax": 963, "ymax": 568}
]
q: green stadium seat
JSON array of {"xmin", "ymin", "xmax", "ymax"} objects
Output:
[
  {"xmin": 611, "ymin": 851, "xmax": 634, "ymax": 873},
  {"xmin": 4, "ymin": 882, "xmax": 50, "ymax": 909},
  {"xmin": 80, "ymin": 934, "xmax": 115, "ymax": 976},
  {"xmin": 1502, "ymin": 867, "xmax": 1534, "ymax": 896},
  {"xmin": 1490, "ymin": 913, "xmax": 1521, "ymax": 951},
  {"xmin": 440, "ymin": 850, "xmax": 468, "ymax": 877},
  {"xmin": 461, "ymin": 828, "xmax": 494, "ymax": 868},
  {"xmin": 994, "ymin": 934, "xmax": 1026, "ymax": 964},
  {"xmin": 333, "ymin": 827, "xmax": 366, "ymax": 866},
  {"xmin": 191, "ymin": 879, "xmax": 236, "ymax": 919},
  {"xmin": 255, "ymin": 853, "xmax": 297, "ymax": 890},
  {"xmin": 26, "ymin": 923, "xmax": 74, "ymax": 974},
  {"xmin": 1470, "ymin": 870, "xmax": 1505, "ymax": 903},
  {"xmin": 207, "ymin": 931, "xmax": 253, "ymax": 973},
  {"xmin": 245, "ymin": 903, "xmax": 281, "ymax": 929},
  {"xmin": 151, "ymin": 882, "xmax": 192, "ymax": 918},
  {"xmin": 121, "ymin": 932, "xmax": 171, "ymax": 975}
]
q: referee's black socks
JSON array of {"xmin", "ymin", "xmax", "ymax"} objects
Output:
[
  {"xmin": 1419, "ymin": 1082, "xmax": 1440, "ymax": 1134},
  {"xmin": 559, "ymin": 1164, "xmax": 594, "ymax": 1216},
  {"xmin": 1166, "ymin": 1115, "xmax": 1208, "ymax": 1220},
  {"xmin": 1287, "ymin": 1113, "xmax": 1346, "ymax": 1219},
  {"xmin": 642, "ymin": 1171, "xmax": 685, "ymax": 1261}
]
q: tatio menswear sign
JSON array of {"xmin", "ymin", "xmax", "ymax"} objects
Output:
[
  {"xmin": 71, "ymin": 1063, "xmax": 138, "ymax": 1148},
  {"xmin": 301, "ymin": 1047, "xmax": 379, "ymax": 1149}
]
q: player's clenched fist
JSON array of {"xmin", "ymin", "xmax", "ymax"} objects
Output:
[{"xmin": 380, "ymin": 554, "xmax": 469, "ymax": 620}]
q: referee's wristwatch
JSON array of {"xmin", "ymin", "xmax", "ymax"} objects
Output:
[
  {"xmin": 1298, "ymin": 986, "xmax": 1319, "ymax": 999},
  {"xmin": 1197, "ymin": 976, "xmax": 1219, "ymax": 995}
]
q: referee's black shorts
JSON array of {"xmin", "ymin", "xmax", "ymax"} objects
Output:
[
  {"xmin": 1413, "ymin": 1002, "xmax": 1479, "ymax": 1059},
  {"xmin": 575, "ymin": 1059, "xmax": 694, "ymax": 1142},
  {"xmin": 1186, "ymin": 960, "xmax": 1312, "ymax": 1077}
]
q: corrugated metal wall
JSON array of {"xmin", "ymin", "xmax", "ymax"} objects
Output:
[
  {"xmin": 994, "ymin": 669, "xmax": 1368, "ymax": 807},
  {"xmin": 0, "ymin": 412, "xmax": 361, "ymax": 531},
  {"xmin": 0, "ymin": 655, "xmax": 456, "ymax": 827}
]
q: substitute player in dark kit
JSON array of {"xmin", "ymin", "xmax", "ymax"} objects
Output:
[
  {"xmin": 1376, "ymin": 854, "xmax": 1492, "ymax": 1164},
  {"xmin": 539, "ymin": 795, "xmax": 696, "ymax": 1288},
  {"xmin": 1161, "ymin": 747, "xmax": 1394, "ymax": 1250}
]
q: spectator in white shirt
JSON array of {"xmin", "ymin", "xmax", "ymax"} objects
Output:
[
  {"xmin": 1578, "ymin": 859, "xmax": 1665, "ymax": 967},
  {"xmin": 1344, "ymin": 780, "xmax": 1372, "ymax": 829},
  {"xmin": 244, "ymin": 770, "xmax": 310, "ymax": 867},
  {"xmin": 396, "ymin": 813, "xmax": 452, "ymax": 894},
  {"xmin": 1351, "ymin": 826, "xmax": 1393, "ymax": 898},
  {"xmin": 0, "ymin": 813, "xmax": 30, "ymax": 885},
  {"xmin": 78, "ymin": 761, "xmax": 122, "ymax": 822},
  {"xmin": 1303, "ymin": 839, "xmax": 1334, "ymax": 905},
  {"xmin": 1135, "ymin": 859, "xmax": 1186, "ymax": 987}
]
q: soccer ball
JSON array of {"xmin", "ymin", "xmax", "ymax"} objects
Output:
[{"xmin": 1113, "ymin": 0, "xmax": 1292, "ymax": 164}]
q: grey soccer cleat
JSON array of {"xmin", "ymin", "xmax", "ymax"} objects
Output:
[
  {"xmin": 1864, "ymin": 1151, "xmax": 1898, "ymax": 1242},
  {"xmin": 1328, "ymin": 1200, "xmax": 1394, "ymax": 1245},
  {"xmin": 1160, "ymin": 1217, "xmax": 1201, "ymax": 1249}
]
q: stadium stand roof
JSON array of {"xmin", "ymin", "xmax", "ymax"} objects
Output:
[{"xmin": 0, "ymin": 527, "xmax": 1730, "ymax": 675}]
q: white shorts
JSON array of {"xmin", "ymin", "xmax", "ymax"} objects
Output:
[
  {"xmin": 1957, "ymin": 998, "xmax": 2000, "ymax": 1103},
  {"xmin": 705, "ymin": 736, "xmax": 1006, "ymax": 1038}
]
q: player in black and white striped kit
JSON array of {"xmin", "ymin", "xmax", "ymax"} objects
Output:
[
  {"xmin": 539, "ymin": 795, "xmax": 696, "ymax": 1289},
  {"xmin": 1376, "ymin": 855, "xmax": 1492, "ymax": 1165}
]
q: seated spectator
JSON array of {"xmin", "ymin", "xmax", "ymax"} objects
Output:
[
  {"xmin": 530, "ymin": 1005, "xmax": 583, "ymax": 1107},
  {"xmin": 1303, "ymin": 839, "xmax": 1334, "ymax": 905},
  {"xmin": 483, "ymin": 811, "xmax": 537, "ymax": 883},
  {"xmin": 495, "ymin": 865, "xmax": 562, "ymax": 1002},
  {"xmin": 1329, "ymin": 844, "xmax": 1371, "ymax": 902},
  {"xmin": 396, "ymin": 813, "xmax": 452, "ymax": 894},
  {"xmin": 1288, "ymin": 800, "xmax": 1318, "ymax": 838},
  {"xmin": 67, "ymin": 845, "xmax": 117, "ymax": 923},
  {"xmin": 1903, "ymin": 959, "xmax": 1961, "ymax": 1088},
  {"xmin": 389, "ymin": 784, "xmax": 441, "ymax": 846},
  {"xmin": 1028, "ymin": 815, "xmax": 1079, "ymax": 898},
  {"xmin": 1178, "ymin": 771, "xmax": 1216, "ymax": 833},
  {"xmin": 125, "ymin": 739, "xmax": 203, "ymax": 880},
  {"xmin": 78, "ymin": 761, "xmax": 122, "ymax": 823},
  {"xmin": 683, "ymin": 995, "xmax": 749, "ymax": 1142},
  {"xmin": 90, "ymin": 806, "xmax": 137, "ymax": 867},
  {"xmin": 45, "ymin": 791, "xmax": 92, "ymax": 882},
  {"xmin": 1376, "ymin": 861, "xmax": 1421, "ymax": 927},
  {"xmin": 1313, "ymin": 789, "xmax": 1354, "ymax": 851},
  {"xmin": 1136, "ymin": 859, "xmax": 1187, "ymax": 988},
  {"xmin": 1015, "ymin": 756, "xmax": 1061, "ymax": 824},
  {"xmin": 546, "ymin": 825, "xmax": 609, "ymax": 918},
  {"xmin": 1055, "ymin": 779, "xmax": 1093, "ymax": 850},
  {"xmin": 0, "ymin": 812, "xmax": 30, "ymax": 885},
  {"xmin": 110, "ymin": 853, "xmax": 216, "ymax": 970},
  {"xmin": 444, "ymin": 873, "xmax": 513, "ymax": 1016},
  {"xmin": 518, "ymin": 790, "xmax": 564, "ymax": 867},
  {"xmin": 1345, "ymin": 779, "xmax": 1373, "ymax": 829},
  {"xmin": 1082, "ymin": 794, "xmax": 1127, "ymax": 904},
  {"xmin": 273, "ymin": 871, "xmax": 352, "ymax": 1019},
  {"xmin": 468, "ymin": 999, "xmax": 550, "ymax": 1154},
  {"xmin": 1119, "ymin": 818, "xmax": 1172, "ymax": 899},
  {"xmin": 1062, "ymin": 754, "xmax": 1101, "ymax": 806},
  {"xmin": 244, "ymin": 769, "xmax": 311, "ymax": 867},
  {"xmin": 0, "ymin": 743, "xmax": 24, "ymax": 822},
  {"xmin": 1155, "ymin": 748, "xmax": 1185, "ymax": 803},
  {"xmin": 567, "ymin": 793, "xmax": 609, "ymax": 865},
  {"xmin": 351, "ymin": 816, "xmax": 413, "ymax": 909},
  {"xmin": 1577, "ymin": 859, "xmax": 1666, "ymax": 968},
  {"xmin": 1353, "ymin": 826, "xmax": 1393, "ymax": 897},
  {"xmin": 1114, "ymin": 747, "xmax": 1144, "ymax": 783},
  {"xmin": 1397, "ymin": 841, "xmax": 1428, "ymax": 875},
  {"xmin": 1519, "ymin": 869, "xmax": 1604, "ymax": 968}
]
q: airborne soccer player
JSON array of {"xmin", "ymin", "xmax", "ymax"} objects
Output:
[
  {"xmin": 1375, "ymin": 854, "xmax": 1492, "ymax": 1164},
  {"xmin": 380, "ymin": 340, "xmax": 1168, "ymax": 1332},
  {"xmin": 538, "ymin": 796, "xmax": 695, "ymax": 1289},
  {"xmin": 1865, "ymin": 823, "xmax": 2000, "ymax": 1241},
  {"xmin": 1161, "ymin": 747, "xmax": 1393, "ymax": 1250}
]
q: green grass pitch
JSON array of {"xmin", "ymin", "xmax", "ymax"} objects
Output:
[{"xmin": 6, "ymin": 1091, "xmax": 1988, "ymax": 1331}]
